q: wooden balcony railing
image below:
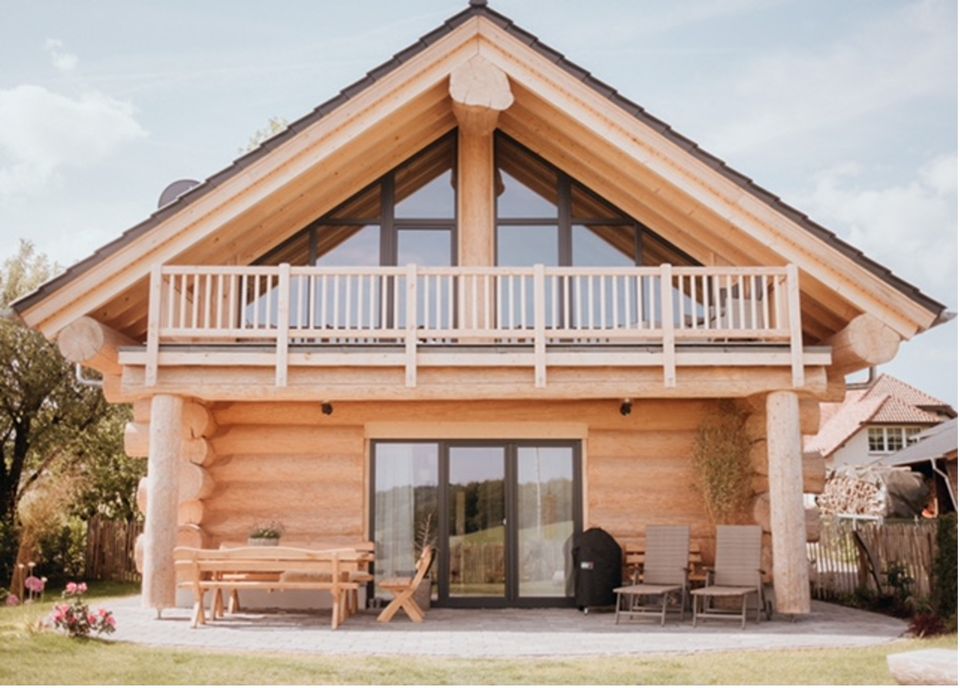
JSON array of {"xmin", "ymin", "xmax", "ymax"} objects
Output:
[{"xmin": 145, "ymin": 263, "xmax": 804, "ymax": 389}]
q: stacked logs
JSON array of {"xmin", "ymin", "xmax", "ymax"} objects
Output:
[
  {"xmin": 130, "ymin": 399, "xmax": 217, "ymax": 573},
  {"xmin": 817, "ymin": 472, "xmax": 886, "ymax": 517},
  {"xmin": 741, "ymin": 396, "xmax": 826, "ymax": 548}
]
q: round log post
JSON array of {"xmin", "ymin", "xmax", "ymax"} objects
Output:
[
  {"xmin": 766, "ymin": 390, "xmax": 811, "ymax": 615},
  {"xmin": 142, "ymin": 394, "xmax": 182, "ymax": 613},
  {"xmin": 450, "ymin": 55, "xmax": 513, "ymax": 269}
]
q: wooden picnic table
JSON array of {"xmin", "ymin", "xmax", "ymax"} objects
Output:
[{"xmin": 175, "ymin": 544, "xmax": 374, "ymax": 630}]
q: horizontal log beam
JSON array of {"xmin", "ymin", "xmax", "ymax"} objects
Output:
[
  {"xmin": 122, "ymin": 365, "xmax": 829, "ymax": 402},
  {"xmin": 124, "ymin": 422, "xmax": 212, "ymax": 465},
  {"xmin": 57, "ymin": 316, "xmax": 137, "ymax": 376},
  {"xmin": 825, "ymin": 313, "xmax": 901, "ymax": 375}
]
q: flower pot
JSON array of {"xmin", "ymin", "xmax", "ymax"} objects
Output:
[{"xmin": 247, "ymin": 537, "xmax": 279, "ymax": 547}]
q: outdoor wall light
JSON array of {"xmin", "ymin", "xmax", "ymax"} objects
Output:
[
  {"xmin": 321, "ymin": 402, "xmax": 334, "ymax": 416},
  {"xmin": 619, "ymin": 399, "xmax": 633, "ymax": 416}
]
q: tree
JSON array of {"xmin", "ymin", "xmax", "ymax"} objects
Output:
[
  {"xmin": 0, "ymin": 241, "xmax": 142, "ymax": 586},
  {"xmin": 240, "ymin": 116, "xmax": 289, "ymax": 154}
]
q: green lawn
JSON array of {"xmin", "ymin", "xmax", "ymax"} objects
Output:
[{"xmin": 0, "ymin": 584, "xmax": 955, "ymax": 685}]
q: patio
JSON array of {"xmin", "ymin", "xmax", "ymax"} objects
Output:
[{"xmin": 107, "ymin": 599, "xmax": 908, "ymax": 658}]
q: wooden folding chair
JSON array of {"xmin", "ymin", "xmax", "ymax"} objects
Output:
[{"xmin": 376, "ymin": 546, "xmax": 434, "ymax": 624}]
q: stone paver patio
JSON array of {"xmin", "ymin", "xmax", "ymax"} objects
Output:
[{"xmin": 107, "ymin": 598, "xmax": 908, "ymax": 658}]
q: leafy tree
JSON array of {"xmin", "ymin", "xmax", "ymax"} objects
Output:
[
  {"xmin": 240, "ymin": 116, "xmax": 289, "ymax": 154},
  {"xmin": 0, "ymin": 240, "xmax": 142, "ymax": 586}
]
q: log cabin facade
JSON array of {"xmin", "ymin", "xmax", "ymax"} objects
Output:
[{"xmin": 12, "ymin": 1, "xmax": 947, "ymax": 616}]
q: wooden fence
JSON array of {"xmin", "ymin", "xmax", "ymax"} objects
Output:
[
  {"xmin": 807, "ymin": 516, "xmax": 938, "ymax": 600},
  {"xmin": 85, "ymin": 516, "xmax": 142, "ymax": 583}
]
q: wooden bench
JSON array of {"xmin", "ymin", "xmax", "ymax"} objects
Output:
[
  {"xmin": 174, "ymin": 546, "xmax": 374, "ymax": 630},
  {"xmin": 215, "ymin": 541, "xmax": 375, "ymax": 615},
  {"xmin": 623, "ymin": 541, "xmax": 707, "ymax": 586}
]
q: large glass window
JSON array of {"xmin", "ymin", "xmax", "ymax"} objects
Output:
[
  {"xmin": 373, "ymin": 443, "xmax": 440, "ymax": 596},
  {"xmin": 257, "ymin": 133, "xmax": 456, "ymax": 267}
]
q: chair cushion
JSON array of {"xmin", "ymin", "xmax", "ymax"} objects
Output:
[
  {"xmin": 615, "ymin": 583, "xmax": 682, "ymax": 595},
  {"xmin": 690, "ymin": 585, "xmax": 756, "ymax": 597}
]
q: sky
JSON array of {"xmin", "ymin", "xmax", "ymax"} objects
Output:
[{"xmin": 0, "ymin": 0, "xmax": 957, "ymax": 405}]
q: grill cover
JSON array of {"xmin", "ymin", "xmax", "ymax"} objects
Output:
[{"xmin": 572, "ymin": 527, "xmax": 622, "ymax": 609}]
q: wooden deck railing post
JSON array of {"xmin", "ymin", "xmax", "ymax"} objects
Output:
[
  {"xmin": 533, "ymin": 263, "xmax": 547, "ymax": 388},
  {"xmin": 659, "ymin": 264, "xmax": 676, "ymax": 387},
  {"xmin": 275, "ymin": 263, "xmax": 291, "ymax": 387},
  {"xmin": 404, "ymin": 263, "xmax": 418, "ymax": 387},
  {"xmin": 145, "ymin": 265, "xmax": 162, "ymax": 387},
  {"xmin": 786, "ymin": 264, "xmax": 804, "ymax": 387}
]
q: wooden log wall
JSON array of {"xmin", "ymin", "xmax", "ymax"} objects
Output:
[{"xmin": 128, "ymin": 397, "xmax": 827, "ymax": 581}]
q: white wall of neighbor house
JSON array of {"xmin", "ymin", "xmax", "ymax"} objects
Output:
[{"xmin": 828, "ymin": 428, "xmax": 872, "ymax": 469}]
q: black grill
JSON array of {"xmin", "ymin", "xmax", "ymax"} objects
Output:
[{"xmin": 572, "ymin": 527, "xmax": 622, "ymax": 610}]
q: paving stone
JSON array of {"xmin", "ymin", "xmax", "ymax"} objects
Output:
[{"xmin": 106, "ymin": 598, "xmax": 908, "ymax": 658}]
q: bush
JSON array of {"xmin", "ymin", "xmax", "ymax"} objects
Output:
[
  {"xmin": 35, "ymin": 518, "xmax": 86, "ymax": 587},
  {"xmin": 931, "ymin": 513, "xmax": 957, "ymax": 631},
  {"xmin": 692, "ymin": 401, "xmax": 752, "ymax": 524}
]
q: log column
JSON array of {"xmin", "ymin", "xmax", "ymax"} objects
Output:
[
  {"xmin": 765, "ymin": 390, "xmax": 811, "ymax": 615},
  {"xmin": 450, "ymin": 55, "xmax": 514, "ymax": 268},
  {"xmin": 142, "ymin": 394, "xmax": 183, "ymax": 614}
]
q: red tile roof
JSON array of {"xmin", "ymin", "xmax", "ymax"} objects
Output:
[{"xmin": 805, "ymin": 374, "xmax": 953, "ymax": 458}]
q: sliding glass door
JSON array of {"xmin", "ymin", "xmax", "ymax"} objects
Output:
[{"xmin": 372, "ymin": 440, "xmax": 581, "ymax": 607}]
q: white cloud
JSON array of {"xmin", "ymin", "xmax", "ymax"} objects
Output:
[
  {"xmin": 794, "ymin": 152, "xmax": 958, "ymax": 304},
  {"xmin": 43, "ymin": 38, "xmax": 78, "ymax": 73},
  {"xmin": 703, "ymin": 0, "xmax": 955, "ymax": 156},
  {"xmin": 0, "ymin": 85, "xmax": 147, "ymax": 196}
]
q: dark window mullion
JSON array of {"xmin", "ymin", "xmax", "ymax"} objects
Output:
[{"xmin": 558, "ymin": 174, "xmax": 572, "ymax": 267}]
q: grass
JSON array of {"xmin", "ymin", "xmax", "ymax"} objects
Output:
[{"xmin": 0, "ymin": 584, "xmax": 956, "ymax": 685}]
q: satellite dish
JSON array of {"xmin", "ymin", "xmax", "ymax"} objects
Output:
[{"xmin": 157, "ymin": 179, "xmax": 200, "ymax": 208}]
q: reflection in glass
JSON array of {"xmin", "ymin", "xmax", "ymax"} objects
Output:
[
  {"xmin": 397, "ymin": 229, "xmax": 452, "ymax": 267},
  {"xmin": 572, "ymin": 225, "xmax": 635, "ymax": 267},
  {"xmin": 497, "ymin": 226, "xmax": 558, "ymax": 267},
  {"xmin": 374, "ymin": 444, "xmax": 439, "ymax": 598},
  {"xmin": 517, "ymin": 446, "xmax": 575, "ymax": 597},
  {"xmin": 315, "ymin": 225, "xmax": 380, "ymax": 266},
  {"xmin": 395, "ymin": 137, "xmax": 455, "ymax": 218},
  {"xmin": 448, "ymin": 446, "xmax": 506, "ymax": 598},
  {"xmin": 496, "ymin": 170, "xmax": 558, "ymax": 218}
]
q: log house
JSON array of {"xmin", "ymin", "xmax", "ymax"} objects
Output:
[{"xmin": 11, "ymin": 1, "xmax": 948, "ymax": 617}]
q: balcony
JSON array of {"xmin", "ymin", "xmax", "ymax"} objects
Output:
[{"xmin": 124, "ymin": 263, "xmax": 825, "ymax": 395}]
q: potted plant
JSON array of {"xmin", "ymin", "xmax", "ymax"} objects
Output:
[{"xmin": 248, "ymin": 521, "xmax": 284, "ymax": 546}]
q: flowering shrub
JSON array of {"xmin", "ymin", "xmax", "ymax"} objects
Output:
[
  {"xmin": 4, "ymin": 593, "xmax": 18, "ymax": 606},
  {"xmin": 48, "ymin": 582, "xmax": 116, "ymax": 638}
]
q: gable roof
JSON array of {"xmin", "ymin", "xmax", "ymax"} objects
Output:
[
  {"xmin": 11, "ymin": 0, "xmax": 947, "ymax": 339},
  {"xmin": 807, "ymin": 374, "xmax": 955, "ymax": 457}
]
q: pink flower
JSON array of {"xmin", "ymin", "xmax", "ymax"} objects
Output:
[
  {"xmin": 87, "ymin": 614, "xmax": 97, "ymax": 625},
  {"xmin": 5, "ymin": 594, "xmax": 19, "ymax": 606},
  {"xmin": 77, "ymin": 583, "xmax": 87, "ymax": 594},
  {"xmin": 104, "ymin": 616, "xmax": 116, "ymax": 629},
  {"xmin": 65, "ymin": 582, "xmax": 77, "ymax": 594},
  {"xmin": 24, "ymin": 576, "xmax": 44, "ymax": 593}
]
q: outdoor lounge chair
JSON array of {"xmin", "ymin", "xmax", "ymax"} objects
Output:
[
  {"xmin": 376, "ymin": 545, "xmax": 434, "ymax": 624},
  {"xmin": 613, "ymin": 525, "xmax": 690, "ymax": 625},
  {"xmin": 691, "ymin": 525, "xmax": 770, "ymax": 629}
]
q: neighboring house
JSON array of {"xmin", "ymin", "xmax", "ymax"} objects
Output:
[
  {"xmin": 878, "ymin": 418, "xmax": 958, "ymax": 516},
  {"xmin": 10, "ymin": 1, "xmax": 949, "ymax": 618},
  {"xmin": 806, "ymin": 374, "xmax": 956, "ymax": 470}
]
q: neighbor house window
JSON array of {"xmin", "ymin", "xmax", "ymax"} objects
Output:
[{"xmin": 867, "ymin": 426, "xmax": 924, "ymax": 454}]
